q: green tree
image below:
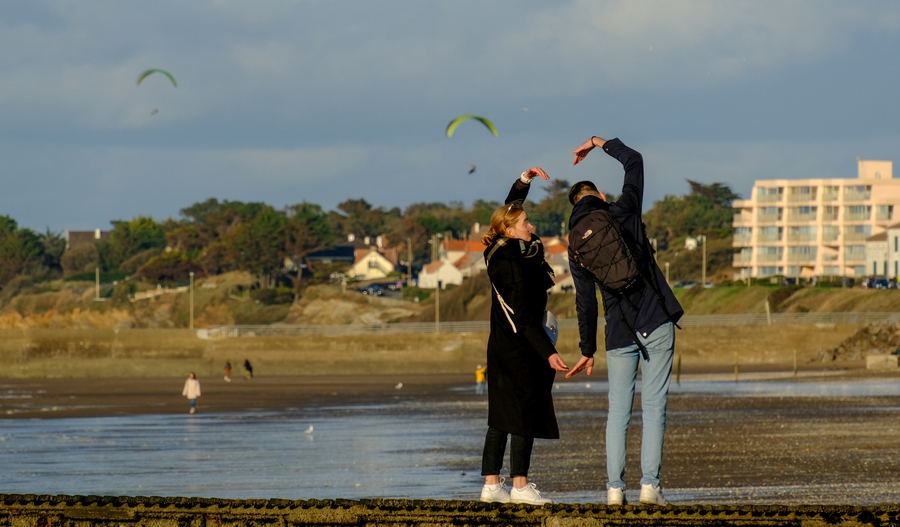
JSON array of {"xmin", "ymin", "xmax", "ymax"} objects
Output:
[
  {"xmin": 98, "ymin": 216, "xmax": 166, "ymax": 271},
  {"xmin": 0, "ymin": 216, "xmax": 45, "ymax": 287}
]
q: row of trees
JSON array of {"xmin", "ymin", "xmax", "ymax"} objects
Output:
[{"xmin": 0, "ymin": 180, "xmax": 739, "ymax": 291}]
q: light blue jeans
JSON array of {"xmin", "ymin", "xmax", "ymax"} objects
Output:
[{"xmin": 605, "ymin": 321, "xmax": 674, "ymax": 490}]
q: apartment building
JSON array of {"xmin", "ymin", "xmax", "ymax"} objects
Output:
[{"xmin": 732, "ymin": 159, "xmax": 900, "ymax": 279}]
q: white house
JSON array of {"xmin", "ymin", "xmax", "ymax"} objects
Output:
[
  {"xmin": 550, "ymin": 272, "xmax": 574, "ymax": 294},
  {"xmin": 865, "ymin": 232, "xmax": 888, "ymax": 277},
  {"xmin": 417, "ymin": 260, "xmax": 463, "ymax": 289},
  {"xmin": 347, "ymin": 248, "xmax": 396, "ymax": 280},
  {"xmin": 867, "ymin": 222, "xmax": 900, "ymax": 278}
]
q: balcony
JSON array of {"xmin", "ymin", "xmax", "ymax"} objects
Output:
[
  {"xmin": 786, "ymin": 212, "xmax": 817, "ymax": 223},
  {"xmin": 876, "ymin": 210, "xmax": 893, "ymax": 222},
  {"xmin": 787, "ymin": 252, "xmax": 817, "ymax": 263},
  {"xmin": 787, "ymin": 190, "xmax": 817, "ymax": 203},
  {"xmin": 732, "ymin": 213, "xmax": 752, "ymax": 225},
  {"xmin": 757, "ymin": 194, "xmax": 782, "ymax": 203},
  {"xmin": 757, "ymin": 253, "xmax": 783, "ymax": 263},
  {"xmin": 843, "ymin": 251, "xmax": 866, "ymax": 263},
  {"xmin": 733, "ymin": 254, "xmax": 752, "ymax": 266},
  {"xmin": 822, "ymin": 191, "xmax": 840, "ymax": 202},
  {"xmin": 843, "ymin": 189, "xmax": 871, "ymax": 201},
  {"xmin": 756, "ymin": 233, "xmax": 782, "ymax": 243},
  {"xmin": 844, "ymin": 211, "xmax": 871, "ymax": 222},
  {"xmin": 843, "ymin": 230, "xmax": 870, "ymax": 242},
  {"xmin": 787, "ymin": 233, "xmax": 817, "ymax": 243},
  {"xmin": 757, "ymin": 212, "xmax": 782, "ymax": 223},
  {"xmin": 733, "ymin": 233, "xmax": 752, "ymax": 246}
]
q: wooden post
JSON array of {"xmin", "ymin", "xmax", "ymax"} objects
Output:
[
  {"xmin": 676, "ymin": 352, "xmax": 682, "ymax": 385},
  {"xmin": 734, "ymin": 351, "xmax": 739, "ymax": 382}
]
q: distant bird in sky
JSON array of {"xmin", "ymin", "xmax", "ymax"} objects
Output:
[
  {"xmin": 469, "ymin": 165, "xmax": 476, "ymax": 174},
  {"xmin": 395, "ymin": 382, "xmax": 403, "ymax": 390},
  {"xmin": 150, "ymin": 109, "xmax": 158, "ymax": 115},
  {"xmin": 305, "ymin": 425, "xmax": 314, "ymax": 434}
]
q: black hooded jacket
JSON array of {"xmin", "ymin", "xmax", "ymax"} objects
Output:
[{"xmin": 568, "ymin": 138, "xmax": 683, "ymax": 357}]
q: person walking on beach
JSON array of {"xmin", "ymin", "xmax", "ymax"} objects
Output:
[
  {"xmin": 478, "ymin": 167, "xmax": 569, "ymax": 505},
  {"xmin": 565, "ymin": 136, "xmax": 683, "ymax": 506},
  {"xmin": 243, "ymin": 359, "xmax": 253, "ymax": 379},
  {"xmin": 475, "ymin": 364, "xmax": 486, "ymax": 395},
  {"xmin": 182, "ymin": 372, "xmax": 201, "ymax": 414},
  {"xmin": 224, "ymin": 360, "xmax": 232, "ymax": 382}
]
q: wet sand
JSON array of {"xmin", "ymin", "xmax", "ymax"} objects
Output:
[{"xmin": 2, "ymin": 369, "xmax": 900, "ymax": 501}]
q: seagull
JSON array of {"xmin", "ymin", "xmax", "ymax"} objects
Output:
[
  {"xmin": 468, "ymin": 165, "xmax": 476, "ymax": 174},
  {"xmin": 395, "ymin": 382, "xmax": 403, "ymax": 390},
  {"xmin": 305, "ymin": 425, "xmax": 314, "ymax": 434},
  {"xmin": 150, "ymin": 109, "xmax": 158, "ymax": 115}
]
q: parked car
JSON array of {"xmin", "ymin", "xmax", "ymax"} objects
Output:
[
  {"xmin": 672, "ymin": 281, "xmax": 698, "ymax": 288},
  {"xmin": 355, "ymin": 284, "xmax": 385, "ymax": 296},
  {"xmin": 870, "ymin": 277, "xmax": 890, "ymax": 289},
  {"xmin": 385, "ymin": 281, "xmax": 403, "ymax": 291}
]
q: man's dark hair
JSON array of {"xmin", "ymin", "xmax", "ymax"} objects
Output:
[{"xmin": 568, "ymin": 180, "xmax": 599, "ymax": 205}]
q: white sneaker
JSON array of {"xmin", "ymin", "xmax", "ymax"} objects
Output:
[
  {"xmin": 189, "ymin": 407, "xmax": 195, "ymax": 414},
  {"xmin": 480, "ymin": 478, "xmax": 510, "ymax": 503},
  {"xmin": 639, "ymin": 484, "xmax": 668, "ymax": 506},
  {"xmin": 607, "ymin": 487, "xmax": 627, "ymax": 506},
  {"xmin": 509, "ymin": 482, "xmax": 552, "ymax": 505}
]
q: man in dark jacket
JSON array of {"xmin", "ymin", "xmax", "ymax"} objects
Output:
[{"xmin": 564, "ymin": 136, "xmax": 683, "ymax": 507}]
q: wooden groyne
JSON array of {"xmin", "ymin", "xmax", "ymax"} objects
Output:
[{"xmin": 1, "ymin": 494, "xmax": 898, "ymax": 527}]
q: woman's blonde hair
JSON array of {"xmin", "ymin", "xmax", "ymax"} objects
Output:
[{"xmin": 481, "ymin": 203, "xmax": 524, "ymax": 246}]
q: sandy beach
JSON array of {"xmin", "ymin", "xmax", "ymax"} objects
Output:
[{"xmin": 3, "ymin": 368, "xmax": 900, "ymax": 503}]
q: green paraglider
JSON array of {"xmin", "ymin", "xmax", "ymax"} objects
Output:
[
  {"xmin": 137, "ymin": 69, "xmax": 177, "ymax": 87},
  {"xmin": 445, "ymin": 115, "xmax": 498, "ymax": 138}
]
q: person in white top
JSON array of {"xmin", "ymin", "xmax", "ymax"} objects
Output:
[{"xmin": 182, "ymin": 372, "xmax": 201, "ymax": 414}]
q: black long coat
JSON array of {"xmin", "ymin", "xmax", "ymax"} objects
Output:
[{"xmin": 484, "ymin": 235, "xmax": 559, "ymax": 439}]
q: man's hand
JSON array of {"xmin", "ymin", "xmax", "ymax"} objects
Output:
[
  {"xmin": 522, "ymin": 167, "xmax": 550, "ymax": 181},
  {"xmin": 572, "ymin": 136, "xmax": 607, "ymax": 165},
  {"xmin": 565, "ymin": 356, "xmax": 594, "ymax": 378},
  {"xmin": 548, "ymin": 353, "xmax": 568, "ymax": 372}
]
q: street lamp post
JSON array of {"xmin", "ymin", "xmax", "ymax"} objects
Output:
[
  {"xmin": 189, "ymin": 272, "xmax": 195, "ymax": 330},
  {"xmin": 664, "ymin": 261, "xmax": 670, "ymax": 284},
  {"xmin": 697, "ymin": 235, "xmax": 707, "ymax": 286},
  {"xmin": 407, "ymin": 237, "xmax": 413, "ymax": 287},
  {"xmin": 435, "ymin": 280, "xmax": 441, "ymax": 334}
]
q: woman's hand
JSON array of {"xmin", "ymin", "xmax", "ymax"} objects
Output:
[
  {"xmin": 572, "ymin": 136, "xmax": 606, "ymax": 165},
  {"xmin": 522, "ymin": 167, "xmax": 550, "ymax": 181},
  {"xmin": 548, "ymin": 353, "xmax": 568, "ymax": 372}
]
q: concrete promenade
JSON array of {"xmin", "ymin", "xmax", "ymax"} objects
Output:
[{"xmin": 1, "ymin": 494, "xmax": 898, "ymax": 527}]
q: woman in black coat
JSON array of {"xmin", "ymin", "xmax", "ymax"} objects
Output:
[{"xmin": 478, "ymin": 167, "xmax": 569, "ymax": 505}]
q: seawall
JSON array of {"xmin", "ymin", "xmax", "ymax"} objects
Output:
[
  {"xmin": 1, "ymin": 494, "xmax": 898, "ymax": 527},
  {"xmin": 0, "ymin": 323, "xmax": 859, "ymax": 378}
]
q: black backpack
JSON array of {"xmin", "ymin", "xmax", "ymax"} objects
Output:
[
  {"xmin": 568, "ymin": 208, "xmax": 678, "ymax": 360},
  {"xmin": 568, "ymin": 208, "xmax": 647, "ymax": 294}
]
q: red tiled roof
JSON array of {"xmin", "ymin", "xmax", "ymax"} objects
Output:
[{"xmin": 423, "ymin": 261, "xmax": 444, "ymax": 273}]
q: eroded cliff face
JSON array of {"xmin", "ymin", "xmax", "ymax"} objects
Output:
[{"xmin": 1, "ymin": 494, "xmax": 897, "ymax": 527}]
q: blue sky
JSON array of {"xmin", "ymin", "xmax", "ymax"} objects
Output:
[{"xmin": 3, "ymin": 1, "xmax": 900, "ymax": 233}]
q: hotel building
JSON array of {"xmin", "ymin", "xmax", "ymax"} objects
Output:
[{"xmin": 732, "ymin": 159, "xmax": 900, "ymax": 279}]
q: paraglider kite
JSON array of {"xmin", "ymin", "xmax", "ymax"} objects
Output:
[
  {"xmin": 445, "ymin": 115, "xmax": 498, "ymax": 138},
  {"xmin": 137, "ymin": 69, "xmax": 177, "ymax": 87}
]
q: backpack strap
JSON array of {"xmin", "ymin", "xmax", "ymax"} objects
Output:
[
  {"xmin": 637, "ymin": 233, "xmax": 683, "ymax": 331},
  {"xmin": 491, "ymin": 282, "xmax": 517, "ymax": 334}
]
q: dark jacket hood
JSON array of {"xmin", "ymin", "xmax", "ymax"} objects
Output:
[{"xmin": 569, "ymin": 195, "xmax": 609, "ymax": 230}]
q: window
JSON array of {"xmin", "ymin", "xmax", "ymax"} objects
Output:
[
  {"xmin": 874, "ymin": 262, "xmax": 878, "ymax": 275},
  {"xmin": 895, "ymin": 237, "xmax": 898, "ymax": 252}
]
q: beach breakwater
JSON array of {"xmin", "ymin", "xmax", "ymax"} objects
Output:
[{"xmin": 1, "ymin": 494, "xmax": 898, "ymax": 527}]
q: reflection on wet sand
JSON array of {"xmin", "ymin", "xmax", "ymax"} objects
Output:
[{"xmin": 1, "ymin": 378, "xmax": 899, "ymax": 505}]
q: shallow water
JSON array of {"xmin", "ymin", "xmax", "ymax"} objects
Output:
[{"xmin": 2, "ymin": 380, "xmax": 899, "ymax": 504}]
